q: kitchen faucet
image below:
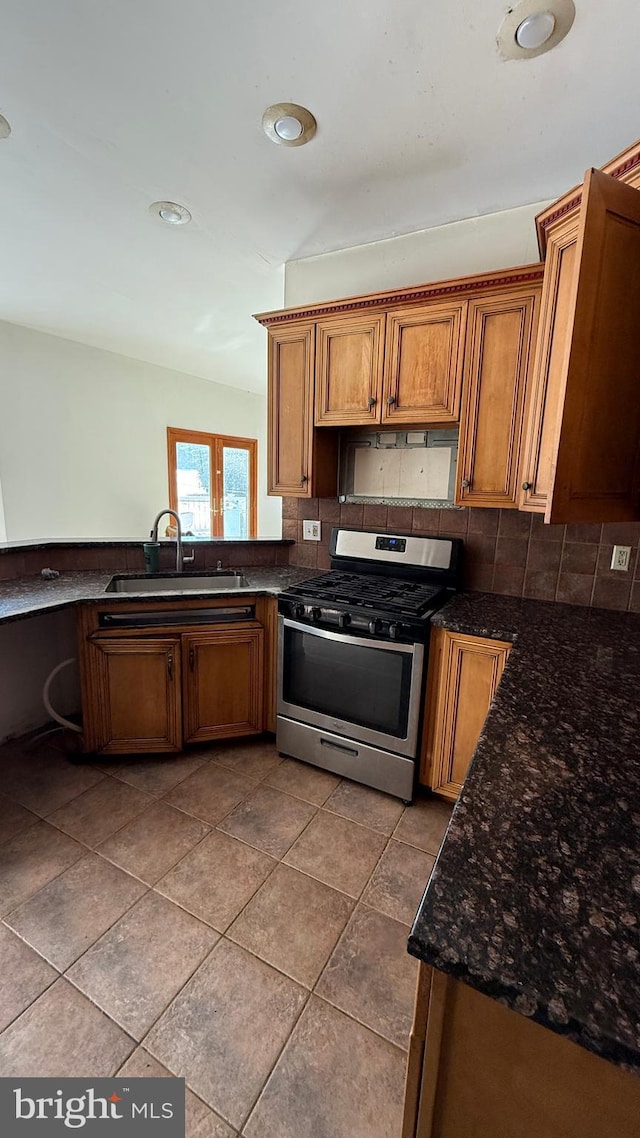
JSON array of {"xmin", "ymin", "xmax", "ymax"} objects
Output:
[{"xmin": 150, "ymin": 509, "xmax": 195, "ymax": 573}]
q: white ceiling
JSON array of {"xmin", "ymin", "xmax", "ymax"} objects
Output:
[{"xmin": 0, "ymin": 1, "xmax": 638, "ymax": 394}]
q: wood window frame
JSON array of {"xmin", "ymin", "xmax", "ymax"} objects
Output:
[{"xmin": 167, "ymin": 427, "xmax": 258, "ymax": 539}]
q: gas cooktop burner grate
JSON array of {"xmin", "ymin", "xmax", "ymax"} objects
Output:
[{"xmin": 285, "ymin": 570, "xmax": 443, "ymax": 618}]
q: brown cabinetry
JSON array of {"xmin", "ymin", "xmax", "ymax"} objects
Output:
[
  {"xmin": 457, "ymin": 287, "xmax": 541, "ymax": 508},
  {"xmin": 182, "ymin": 628, "xmax": 263, "ymax": 744},
  {"xmin": 382, "ymin": 302, "xmax": 466, "ymax": 426},
  {"xmin": 420, "ymin": 628, "xmax": 510, "ymax": 799},
  {"xmin": 403, "ymin": 964, "xmax": 640, "ymax": 1138},
  {"xmin": 520, "ymin": 168, "xmax": 640, "ymax": 522},
  {"xmin": 266, "ymin": 322, "xmax": 338, "ymax": 498},
  {"xmin": 85, "ymin": 636, "xmax": 182, "ymax": 755},
  {"xmin": 78, "ymin": 600, "xmax": 267, "ymax": 756},
  {"xmin": 315, "ymin": 313, "xmax": 385, "ymax": 426}
]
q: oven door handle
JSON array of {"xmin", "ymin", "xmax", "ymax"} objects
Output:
[{"xmin": 279, "ymin": 616, "xmax": 418, "ymax": 655}]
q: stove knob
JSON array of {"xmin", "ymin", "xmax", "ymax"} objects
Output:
[
  {"xmin": 389, "ymin": 622, "xmax": 401, "ymax": 640},
  {"xmin": 368, "ymin": 619, "xmax": 380, "ymax": 635},
  {"xmin": 311, "ymin": 607, "xmax": 323, "ymax": 623},
  {"xmin": 291, "ymin": 602, "xmax": 305, "ymax": 620},
  {"xmin": 337, "ymin": 613, "xmax": 351, "ymax": 629}
]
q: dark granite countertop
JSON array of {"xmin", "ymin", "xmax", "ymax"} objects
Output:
[
  {"xmin": 0, "ymin": 567, "xmax": 314, "ymax": 625},
  {"xmin": 409, "ymin": 591, "xmax": 640, "ymax": 1072},
  {"xmin": 0, "ymin": 538, "xmax": 292, "ymax": 555}
]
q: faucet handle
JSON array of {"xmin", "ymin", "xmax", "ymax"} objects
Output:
[{"xmin": 183, "ymin": 548, "xmax": 195, "ymax": 565}]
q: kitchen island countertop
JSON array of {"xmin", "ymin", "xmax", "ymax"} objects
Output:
[
  {"xmin": 0, "ymin": 566, "xmax": 315, "ymax": 626},
  {"xmin": 409, "ymin": 591, "xmax": 640, "ymax": 1072}
]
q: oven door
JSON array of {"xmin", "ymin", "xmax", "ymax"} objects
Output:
[{"xmin": 277, "ymin": 616, "xmax": 425, "ymax": 757}]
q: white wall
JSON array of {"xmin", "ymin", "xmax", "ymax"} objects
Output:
[
  {"xmin": 0, "ymin": 609, "xmax": 80, "ymax": 742},
  {"xmin": 285, "ymin": 201, "xmax": 552, "ymax": 306},
  {"xmin": 0, "ymin": 320, "xmax": 281, "ymax": 541}
]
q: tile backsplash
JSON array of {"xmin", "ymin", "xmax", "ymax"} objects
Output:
[{"xmin": 283, "ymin": 498, "xmax": 640, "ymax": 614}]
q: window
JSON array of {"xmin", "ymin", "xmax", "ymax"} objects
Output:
[{"xmin": 167, "ymin": 428, "xmax": 257, "ymax": 539}]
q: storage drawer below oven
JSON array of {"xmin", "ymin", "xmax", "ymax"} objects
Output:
[{"xmin": 277, "ymin": 716, "xmax": 415, "ymax": 803}]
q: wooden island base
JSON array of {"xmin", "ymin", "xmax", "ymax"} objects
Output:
[{"xmin": 403, "ymin": 964, "xmax": 640, "ymax": 1138}]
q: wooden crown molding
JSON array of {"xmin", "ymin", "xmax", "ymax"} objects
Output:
[
  {"xmin": 536, "ymin": 136, "xmax": 640, "ymax": 256},
  {"xmin": 253, "ymin": 264, "xmax": 545, "ymax": 327}
]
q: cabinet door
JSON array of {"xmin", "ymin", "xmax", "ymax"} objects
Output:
[
  {"xmin": 86, "ymin": 637, "xmax": 182, "ymax": 755},
  {"xmin": 315, "ymin": 314, "xmax": 385, "ymax": 426},
  {"xmin": 268, "ymin": 323, "xmax": 314, "ymax": 496},
  {"xmin": 457, "ymin": 288, "xmax": 540, "ymax": 508},
  {"xmin": 421, "ymin": 629, "xmax": 510, "ymax": 800},
  {"xmin": 182, "ymin": 627, "xmax": 264, "ymax": 744},
  {"xmin": 382, "ymin": 302, "xmax": 467, "ymax": 425},
  {"xmin": 522, "ymin": 169, "xmax": 640, "ymax": 522},
  {"xmin": 267, "ymin": 323, "xmax": 338, "ymax": 498}
]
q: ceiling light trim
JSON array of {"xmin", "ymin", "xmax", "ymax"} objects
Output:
[
  {"xmin": 262, "ymin": 103, "xmax": 316, "ymax": 147},
  {"xmin": 497, "ymin": 0, "xmax": 576, "ymax": 60},
  {"xmin": 149, "ymin": 201, "xmax": 192, "ymax": 225}
]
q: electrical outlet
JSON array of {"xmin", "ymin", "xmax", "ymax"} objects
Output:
[
  {"xmin": 610, "ymin": 545, "xmax": 632, "ymax": 571},
  {"xmin": 303, "ymin": 520, "xmax": 321, "ymax": 541}
]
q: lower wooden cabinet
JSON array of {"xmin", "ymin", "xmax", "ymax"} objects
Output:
[
  {"xmin": 420, "ymin": 628, "xmax": 511, "ymax": 799},
  {"xmin": 78, "ymin": 601, "xmax": 267, "ymax": 755},
  {"xmin": 84, "ymin": 636, "xmax": 182, "ymax": 755},
  {"xmin": 403, "ymin": 964, "xmax": 640, "ymax": 1138},
  {"xmin": 182, "ymin": 628, "xmax": 263, "ymax": 744}
]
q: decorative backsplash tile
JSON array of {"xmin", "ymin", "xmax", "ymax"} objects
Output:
[{"xmin": 286, "ymin": 499, "xmax": 640, "ymax": 614}]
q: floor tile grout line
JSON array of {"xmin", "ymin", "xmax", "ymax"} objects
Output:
[
  {"xmin": 3, "ymin": 876, "xmax": 155, "ymax": 976},
  {"xmin": 133, "ymin": 934, "xmax": 313, "ymax": 1131},
  {"xmin": 63, "ymin": 920, "xmax": 220, "ymax": 1049},
  {"xmin": 0, "ymin": 763, "xmax": 110, "ymax": 824},
  {"xmin": 310, "ymin": 988, "xmax": 411, "ymax": 1055},
  {"xmin": 235, "ymin": 982, "xmax": 313, "ymax": 1135}
]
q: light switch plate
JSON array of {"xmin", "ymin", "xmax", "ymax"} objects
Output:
[{"xmin": 303, "ymin": 520, "xmax": 321, "ymax": 541}]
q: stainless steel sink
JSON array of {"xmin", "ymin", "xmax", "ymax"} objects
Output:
[{"xmin": 105, "ymin": 573, "xmax": 248, "ymax": 594}]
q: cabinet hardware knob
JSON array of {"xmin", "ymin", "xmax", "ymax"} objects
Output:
[
  {"xmin": 367, "ymin": 396, "xmax": 377, "ymax": 408},
  {"xmin": 189, "ymin": 646, "xmax": 195, "ymax": 671},
  {"xmin": 461, "ymin": 479, "xmax": 471, "ymax": 489},
  {"xmin": 386, "ymin": 395, "xmax": 396, "ymax": 406},
  {"xmin": 167, "ymin": 653, "xmax": 174, "ymax": 680},
  {"xmin": 300, "ymin": 474, "xmax": 308, "ymax": 485},
  {"xmin": 522, "ymin": 481, "xmax": 532, "ymax": 491}
]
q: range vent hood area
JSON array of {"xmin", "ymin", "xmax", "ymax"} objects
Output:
[{"xmin": 338, "ymin": 430, "xmax": 459, "ymax": 508}]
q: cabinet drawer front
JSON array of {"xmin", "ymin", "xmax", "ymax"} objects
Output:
[
  {"xmin": 457, "ymin": 289, "xmax": 540, "ymax": 508},
  {"xmin": 382, "ymin": 302, "xmax": 466, "ymax": 425},
  {"xmin": 315, "ymin": 314, "xmax": 385, "ymax": 425},
  {"xmin": 268, "ymin": 324, "xmax": 314, "ymax": 496}
]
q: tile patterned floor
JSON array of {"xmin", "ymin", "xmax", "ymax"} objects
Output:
[{"xmin": 0, "ymin": 732, "xmax": 453, "ymax": 1137}]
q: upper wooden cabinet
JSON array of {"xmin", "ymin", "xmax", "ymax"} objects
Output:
[
  {"xmin": 315, "ymin": 313, "xmax": 385, "ymax": 426},
  {"xmin": 520, "ymin": 168, "xmax": 640, "ymax": 522},
  {"xmin": 256, "ymin": 267, "xmax": 544, "ymax": 476},
  {"xmin": 421, "ymin": 627, "xmax": 511, "ymax": 800},
  {"xmin": 457, "ymin": 287, "xmax": 541, "ymax": 508},
  {"xmin": 383, "ymin": 301, "xmax": 466, "ymax": 425},
  {"xmin": 266, "ymin": 322, "xmax": 338, "ymax": 498}
]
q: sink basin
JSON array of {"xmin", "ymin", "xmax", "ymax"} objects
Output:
[{"xmin": 105, "ymin": 573, "xmax": 248, "ymax": 594}]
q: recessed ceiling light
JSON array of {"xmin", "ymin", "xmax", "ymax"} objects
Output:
[
  {"xmin": 0, "ymin": 113, "xmax": 11, "ymax": 139},
  {"xmin": 515, "ymin": 10, "xmax": 556, "ymax": 49},
  {"xmin": 149, "ymin": 201, "xmax": 192, "ymax": 225},
  {"xmin": 497, "ymin": 0, "xmax": 575, "ymax": 60},
  {"xmin": 262, "ymin": 103, "xmax": 316, "ymax": 147}
]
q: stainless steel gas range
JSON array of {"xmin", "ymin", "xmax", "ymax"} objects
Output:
[{"xmin": 276, "ymin": 528, "xmax": 463, "ymax": 803}]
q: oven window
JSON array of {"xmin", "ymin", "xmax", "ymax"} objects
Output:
[{"xmin": 282, "ymin": 625, "xmax": 414, "ymax": 738}]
